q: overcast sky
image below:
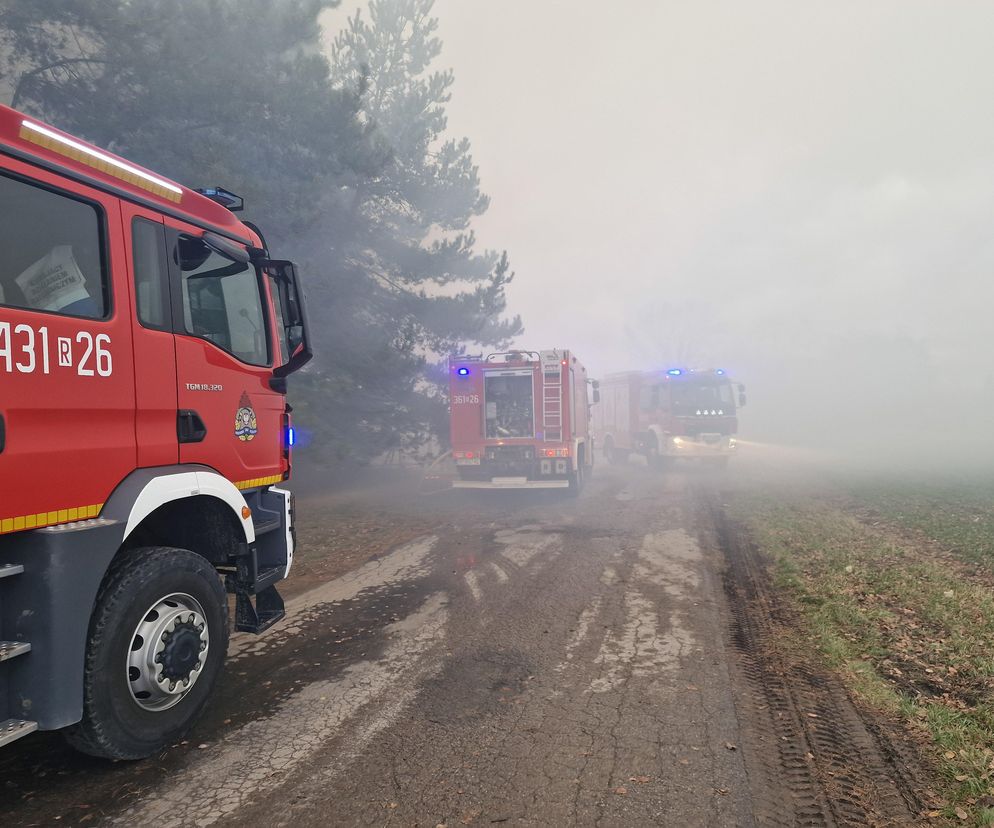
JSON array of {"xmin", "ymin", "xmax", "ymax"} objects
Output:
[{"xmin": 327, "ymin": 2, "xmax": 994, "ymax": 458}]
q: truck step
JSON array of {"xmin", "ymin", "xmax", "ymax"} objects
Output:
[
  {"xmin": 0, "ymin": 564, "xmax": 24, "ymax": 580},
  {"xmin": 234, "ymin": 584, "xmax": 285, "ymax": 634},
  {"xmin": 0, "ymin": 719, "xmax": 38, "ymax": 748},
  {"xmin": 0, "ymin": 641, "xmax": 30, "ymax": 662},
  {"xmin": 252, "ymin": 516, "xmax": 281, "ymax": 536},
  {"xmin": 255, "ymin": 566, "xmax": 284, "ymax": 594}
]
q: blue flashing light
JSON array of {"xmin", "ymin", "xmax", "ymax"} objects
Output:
[
  {"xmin": 715, "ymin": 369, "xmax": 726, "ymax": 376},
  {"xmin": 286, "ymin": 426, "xmax": 296, "ymax": 448},
  {"xmin": 666, "ymin": 368, "xmax": 683, "ymax": 376},
  {"xmin": 456, "ymin": 367, "xmax": 471, "ymax": 376}
]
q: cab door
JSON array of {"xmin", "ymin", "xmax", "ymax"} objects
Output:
[
  {"xmin": 161, "ymin": 217, "xmax": 283, "ymax": 488},
  {"xmin": 122, "ymin": 204, "xmax": 178, "ymax": 467}
]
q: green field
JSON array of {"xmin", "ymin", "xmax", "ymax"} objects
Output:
[{"xmin": 731, "ymin": 473, "xmax": 994, "ymax": 825}]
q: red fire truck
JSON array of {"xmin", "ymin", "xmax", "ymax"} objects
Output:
[
  {"xmin": 593, "ymin": 368, "xmax": 745, "ymax": 468},
  {"xmin": 449, "ymin": 350, "xmax": 597, "ymax": 492},
  {"xmin": 0, "ymin": 105, "xmax": 312, "ymax": 758}
]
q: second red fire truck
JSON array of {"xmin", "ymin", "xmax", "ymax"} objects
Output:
[
  {"xmin": 449, "ymin": 350, "xmax": 597, "ymax": 492},
  {"xmin": 0, "ymin": 105, "xmax": 311, "ymax": 758},
  {"xmin": 593, "ymin": 368, "xmax": 745, "ymax": 468}
]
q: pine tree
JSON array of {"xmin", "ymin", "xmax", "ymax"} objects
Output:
[{"xmin": 0, "ymin": 0, "xmax": 522, "ymax": 464}]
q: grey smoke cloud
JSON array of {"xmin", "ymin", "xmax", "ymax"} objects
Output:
[{"xmin": 327, "ymin": 1, "xmax": 994, "ymax": 465}]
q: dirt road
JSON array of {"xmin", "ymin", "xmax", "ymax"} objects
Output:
[{"xmin": 0, "ymin": 460, "xmax": 925, "ymax": 826}]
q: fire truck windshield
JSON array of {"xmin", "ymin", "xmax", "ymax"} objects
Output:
[
  {"xmin": 178, "ymin": 235, "xmax": 269, "ymax": 367},
  {"xmin": 669, "ymin": 380, "xmax": 736, "ymax": 416}
]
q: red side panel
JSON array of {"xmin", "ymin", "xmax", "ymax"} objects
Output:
[
  {"xmin": 593, "ymin": 373, "xmax": 642, "ymax": 452},
  {"xmin": 0, "ymin": 157, "xmax": 136, "ymax": 532},
  {"xmin": 449, "ymin": 366, "xmax": 485, "ymax": 450}
]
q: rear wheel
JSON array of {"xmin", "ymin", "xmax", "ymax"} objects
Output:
[
  {"xmin": 646, "ymin": 438, "xmax": 664, "ymax": 470},
  {"xmin": 63, "ymin": 547, "xmax": 229, "ymax": 760},
  {"xmin": 567, "ymin": 461, "xmax": 585, "ymax": 496}
]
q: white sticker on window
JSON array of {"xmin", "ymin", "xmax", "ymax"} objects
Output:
[{"xmin": 15, "ymin": 245, "xmax": 91, "ymax": 312}]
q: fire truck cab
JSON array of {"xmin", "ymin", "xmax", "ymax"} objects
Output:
[
  {"xmin": 0, "ymin": 105, "xmax": 311, "ymax": 758},
  {"xmin": 449, "ymin": 350, "xmax": 596, "ymax": 492},
  {"xmin": 594, "ymin": 369, "xmax": 745, "ymax": 468}
]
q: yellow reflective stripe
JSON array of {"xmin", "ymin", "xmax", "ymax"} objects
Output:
[
  {"xmin": 233, "ymin": 474, "xmax": 283, "ymax": 491},
  {"xmin": 0, "ymin": 503, "xmax": 104, "ymax": 535},
  {"xmin": 19, "ymin": 123, "xmax": 183, "ymax": 203}
]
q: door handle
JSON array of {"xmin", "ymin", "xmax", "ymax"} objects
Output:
[{"xmin": 177, "ymin": 410, "xmax": 207, "ymax": 443}]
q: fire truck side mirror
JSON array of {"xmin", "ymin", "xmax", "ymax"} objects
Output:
[
  {"xmin": 592, "ymin": 389, "xmax": 601, "ymax": 404},
  {"xmin": 738, "ymin": 385, "xmax": 747, "ymax": 407},
  {"xmin": 263, "ymin": 259, "xmax": 313, "ymax": 378}
]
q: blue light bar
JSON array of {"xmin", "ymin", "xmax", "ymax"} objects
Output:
[
  {"xmin": 456, "ymin": 367, "xmax": 470, "ymax": 376},
  {"xmin": 666, "ymin": 368, "xmax": 683, "ymax": 376},
  {"xmin": 286, "ymin": 426, "xmax": 296, "ymax": 448},
  {"xmin": 715, "ymin": 369, "xmax": 726, "ymax": 376}
]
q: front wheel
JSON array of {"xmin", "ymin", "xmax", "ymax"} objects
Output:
[{"xmin": 63, "ymin": 547, "xmax": 229, "ymax": 760}]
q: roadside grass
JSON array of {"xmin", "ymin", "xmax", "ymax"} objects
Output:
[{"xmin": 730, "ymin": 492, "xmax": 994, "ymax": 825}]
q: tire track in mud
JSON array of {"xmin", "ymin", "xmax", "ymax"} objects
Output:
[{"xmin": 695, "ymin": 481, "xmax": 925, "ymax": 827}]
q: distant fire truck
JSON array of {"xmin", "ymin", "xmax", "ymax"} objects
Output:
[
  {"xmin": 449, "ymin": 350, "xmax": 597, "ymax": 492},
  {"xmin": 0, "ymin": 105, "xmax": 311, "ymax": 758},
  {"xmin": 593, "ymin": 368, "xmax": 745, "ymax": 467}
]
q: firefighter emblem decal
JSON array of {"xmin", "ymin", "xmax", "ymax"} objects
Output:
[{"xmin": 234, "ymin": 392, "xmax": 258, "ymax": 441}]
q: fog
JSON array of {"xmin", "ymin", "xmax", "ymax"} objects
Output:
[{"xmin": 335, "ymin": 1, "xmax": 994, "ymax": 469}]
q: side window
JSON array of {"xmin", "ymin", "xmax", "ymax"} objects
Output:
[
  {"xmin": 174, "ymin": 234, "xmax": 269, "ymax": 367},
  {"xmin": 132, "ymin": 218, "xmax": 170, "ymax": 330},
  {"xmin": 0, "ymin": 173, "xmax": 107, "ymax": 319}
]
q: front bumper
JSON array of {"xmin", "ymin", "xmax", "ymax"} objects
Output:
[
  {"xmin": 453, "ymin": 477, "xmax": 570, "ymax": 489},
  {"xmin": 667, "ymin": 436, "xmax": 736, "ymax": 457}
]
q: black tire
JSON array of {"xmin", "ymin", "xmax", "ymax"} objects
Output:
[
  {"xmin": 63, "ymin": 547, "xmax": 229, "ymax": 760},
  {"xmin": 646, "ymin": 438, "xmax": 663, "ymax": 470},
  {"xmin": 604, "ymin": 441, "xmax": 616, "ymax": 465},
  {"xmin": 567, "ymin": 462, "xmax": 585, "ymax": 496}
]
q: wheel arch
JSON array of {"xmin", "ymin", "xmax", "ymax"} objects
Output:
[{"xmin": 102, "ymin": 466, "xmax": 255, "ymax": 548}]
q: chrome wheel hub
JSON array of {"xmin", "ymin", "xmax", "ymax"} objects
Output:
[{"xmin": 127, "ymin": 593, "xmax": 210, "ymax": 711}]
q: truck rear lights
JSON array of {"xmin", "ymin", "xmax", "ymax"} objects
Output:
[
  {"xmin": 454, "ymin": 450, "xmax": 481, "ymax": 465},
  {"xmin": 543, "ymin": 448, "xmax": 569, "ymax": 458}
]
